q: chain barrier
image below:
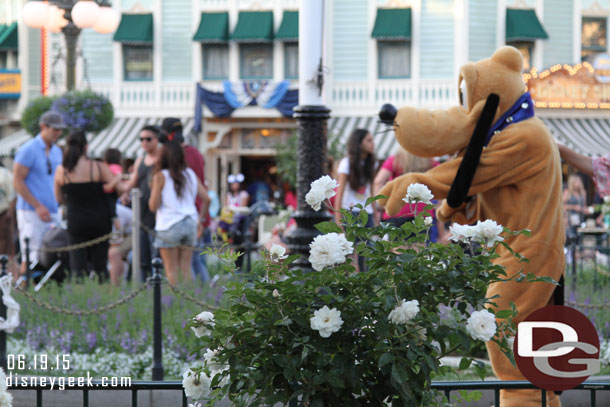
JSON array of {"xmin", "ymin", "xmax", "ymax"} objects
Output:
[
  {"xmin": 565, "ymin": 300, "xmax": 610, "ymax": 310},
  {"xmin": 38, "ymin": 232, "xmax": 115, "ymax": 254},
  {"xmin": 14, "ymin": 279, "xmax": 151, "ymax": 316},
  {"xmin": 163, "ymin": 279, "xmax": 218, "ymax": 310}
]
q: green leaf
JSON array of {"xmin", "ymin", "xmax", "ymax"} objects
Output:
[
  {"xmin": 458, "ymin": 357, "xmax": 472, "ymax": 370},
  {"xmin": 326, "ymin": 371, "xmax": 344, "ymax": 388},
  {"xmin": 314, "ymin": 221, "xmax": 343, "ymax": 234},
  {"xmin": 378, "ymin": 353, "xmax": 393, "ymax": 369},
  {"xmin": 494, "ymin": 309, "xmax": 513, "ymax": 319}
]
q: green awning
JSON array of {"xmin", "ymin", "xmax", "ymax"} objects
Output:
[
  {"xmin": 506, "ymin": 9, "xmax": 548, "ymax": 42},
  {"xmin": 113, "ymin": 14, "xmax": 153, "ymax": 44},
  {"xmin": 0, "ymin": 23, "xmax": 18, "ymax": 51},
  {"xmin": 276, "ymin": 11, "xmax": 298, "ymax": 42},
  {"xmin": 193, "ymin": 12, "xmax": 228, "ymax": 43},
  {"xmin": 230, "ymin": 11, "xmax": 274, "ymax": 42},
  {"xmin": 371, "ymin": 8, "xmax": 411, "ymax": 40}
]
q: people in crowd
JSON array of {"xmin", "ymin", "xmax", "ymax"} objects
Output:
[
  {"xmin": 334, "ymin": 128, "xmax": 377, "ymax": 272},
  {"xmin": 108, "ymin": 201, "xmax": 132, "ymax": 286},
  {"xmin": 372, "ymin": 147, "xmax": 445, "ymax": 242},
  {"xmin": 558, "ymin": 144, "xmax": 609, "ymax": 197},
  {"xmin": 226, "ymin": 173, "xmax": 249, "ymax": 208},
  {"xmin": 563, "ymin": 174, "xmax": 587, "ymax": 244},
  {"xmin": 13, "ymin": 111, "xmax": 65, "ymax": 276},
  {"xmin": 103, "ymin": 148, "xmax": 123, "ymax": 176},
  {"xmin": 121, "ymin": 125, "xmax": 161, "ymax": 282},
  {"xmin": 148, "ymin": 141, "xmax": 210, "ymax": 285},
  {"xmin": 53, "ymin": 131, "xmax": 122, "ymax": 281},
  {"xmin": 0, "ymin": 164, "xmax": 15, "ymax": 260},
  {"xmin": 159, "ymin": 118, "xmax": 211, "ymax": 284}
]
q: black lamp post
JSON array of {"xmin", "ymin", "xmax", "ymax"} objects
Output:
[
  {"xmin": 284, "ymin": 0, "xmax": 331, "ymax": 271},
  {"xmin": 22, "ymin": 0, "xmax": 119, "ymax": 91}
]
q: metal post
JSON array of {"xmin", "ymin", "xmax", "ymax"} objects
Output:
[
  {"xmin": 131, "ymin": 188, "xmax": 142, "ymax": 286},
  {"xmin": 24, "ymin": 237, "xmax": 30, "ymax": 289},
  {"xmin": 151, "ymin": 257, "xmax": 164, "ymax": 381},
  {"xmin": 61, "ymin": 19, "xmax": 80, "ymax": 91},
  {"xmin": 0, "ymin": 255, "xmax": 7, "ymax": 373},
  {"xmin": 284, "ymin": 0, "xmax": 332, "ymax": 271}
]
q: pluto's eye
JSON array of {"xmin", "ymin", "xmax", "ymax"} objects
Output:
[{"xmin": 459, "ymin": 80, "xmax": 468, "ymax": 110}]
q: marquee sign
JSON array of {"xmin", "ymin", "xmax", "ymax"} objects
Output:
[
  {"xmin": 0, "ymin": 70, "xmax": 20, "ymax": 99},
  {"xmin": 524, "ymin": 55, "xmax": 610, "ymax": 109}
]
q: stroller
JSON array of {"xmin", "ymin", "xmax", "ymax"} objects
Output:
[{"xmin": 15, "ymin": 225, "xmax": 69, "ymax": 290}]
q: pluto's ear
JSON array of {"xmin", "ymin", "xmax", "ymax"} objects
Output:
[{"xmin": 446, "ymin": 93, "xmax": 500, "ymax": 208}]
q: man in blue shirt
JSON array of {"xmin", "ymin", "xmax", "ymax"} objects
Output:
[{"xmin": 13, "ymin": 111, "xmax": 65, "ymax": 273}]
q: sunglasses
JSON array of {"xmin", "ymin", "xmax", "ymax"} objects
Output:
[
  {"xmin": 46, "ymin": 157, "xmax": 52, "ymax": 175},
  {"xmin": 140, "ymin": 137, "xmax": 153, "ymax": 142}
]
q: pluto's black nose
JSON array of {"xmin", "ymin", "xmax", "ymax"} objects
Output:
[{"xmin": 378, "ymin": 103, "xmax": 397, "ymax": 124}]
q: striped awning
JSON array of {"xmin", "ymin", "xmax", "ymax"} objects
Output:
[
  {"xmin": 540, "ymin": 117, "xmax": 610, "ymax": 156},
  {"xmin": 328, "ymin": 116, "xmax": 398, "ymax": 159},
  {"xmin": 0, "ymin": 129, "xmax": 31, "ymax": 157},
  {"xmin": 87, "ymin": 116, "xmax": 196, "ymax": 159}
]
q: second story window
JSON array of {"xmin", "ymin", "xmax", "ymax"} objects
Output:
[
  {"xmin": 510, "ymin": 42, "xmax": 533, "ymax": 71},
  {"xmin": 240, "ymin": 44, "xmax": 273, "ymax": 79},
  {"xmin": 371, "ymin": 8, "xmax": 412, "ymax": 80},
  {"xmin": 284, "ymin": 43, "xmax": 298, "ymax": 80},
  {"xmin": 123, "ymin": 45, "xmax": 153, "ymax": 81},
  {"xmin": 203, "ymin": 44, "xmax": 228, "ymax": 80},
  {"xmin": 582, "ymin": 16, "xmax": 607, "ymax": 62},
  {"xmin": 378, "ymin": 41, "xmax": 411, "ymax": 79},
  {"xmin": 505, "ymin": 8, "xmax": 548, "ymax": 71}
]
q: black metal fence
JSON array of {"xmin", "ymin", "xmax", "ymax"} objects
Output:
[{"xmin": 6, "ymin": 379, "xmax": 609, "ymax": 407}]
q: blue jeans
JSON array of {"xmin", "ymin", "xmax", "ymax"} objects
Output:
[{"xmin": 191, "ymin": 228, "xmax": 211, "ymax": 283}]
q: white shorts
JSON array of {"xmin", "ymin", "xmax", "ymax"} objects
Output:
[{"xmin": 16, "ymin": 209, "xmax": 59, "ymax": 265}]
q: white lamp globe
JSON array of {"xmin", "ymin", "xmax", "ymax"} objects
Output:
[
  {"xmin": 71, "ymin": 1, "xmax": 101, "ymax": 29},
  {"xmin": 22, "ymin": 1, "xmax": 50, "ymax": 29},
  {"xmin": 92, "ymin": 7, "xmax": 120, "ymax": 34},
  {"xmin": 44, "ymin": 5, "xmax": 69, "ymax": 33}
]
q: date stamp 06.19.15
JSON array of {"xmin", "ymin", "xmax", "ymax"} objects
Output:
[{"xmin": 6, "ymin": 354, "xmax": 70, "ymax": 372}]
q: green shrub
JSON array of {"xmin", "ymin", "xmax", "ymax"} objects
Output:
[
  {"xmin": 20, "ymin": 95, "xmax": 57, "ymax": 136},
  {"xmin": 50, "ymin": 89, "xmax": 114, "ymax": 133}
]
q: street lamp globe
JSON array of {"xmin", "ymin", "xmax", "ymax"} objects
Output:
[
  {"xmin": 71, "ymin": 0, "xmax": 101, "ymax": 29},
  {"xmin": 44, "ymin": 5, "xmax": 69, "ymax": 34},
  {"xmin": 92, "ymin": 7, "xmax": 120, "ymax": 34},
  {"xmin": 22, "ymin": 1, "xmax": 50, "ymax": 29}
]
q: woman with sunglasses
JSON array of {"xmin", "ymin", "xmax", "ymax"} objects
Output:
[{"xmin": 54, "ymin": 131, "xmax": 123, "ymax": 281}]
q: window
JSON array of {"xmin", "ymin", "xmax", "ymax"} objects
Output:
[
  {"xmin": 284, "ymin": 43, "xmax": 298, "ymax": 79},
  {"xmin": 203, "ymin": 44, "xmax": 228, "ymax": 80},
  {"xmin": 509, "ymin": 42, "xmax": 533, "ymax": 71},
  {"xmin": 123, "ymin": 45, "xmax": 153, "ymax": 81},
  {"xmin": 377, "ymin": 41, "xmax": 410, "ymax": 79},
  {"xmin": 582, "ymin": 17, "xmax": 607, "ymax": 62},
  {"xmin": 240, "ymin": 44, "xmax": 273, "ymax": 79}
]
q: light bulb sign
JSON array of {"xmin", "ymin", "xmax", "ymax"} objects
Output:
[{"xmin": 514, "ymin": 305, "xmax": 600, "ymax": 391}]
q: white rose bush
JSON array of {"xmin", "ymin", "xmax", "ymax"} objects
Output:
[{"xmin": 184, "ymin": 179, "xmax": 554, "ymax": 406}]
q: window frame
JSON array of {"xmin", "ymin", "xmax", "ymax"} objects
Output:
[
  {"xmin": 377, "ymin": 40, "xmax": 411, "ymax": 80},
  {"xmin": 239, "ymin": 43, "xmax": 274, "ymax": 80},
  {"xmin": 283, "ymin": 42, "xmax": 298, "ymax": 80},
  {"xmin": 507, "ymin": 41, "xmax": 534, "ymax": 71},
  {"xmin": 122, "ymin": 44, "xmax": 154, "ymax": 82},
  {"xmin": 581, "ymin": 16, "xmax": 608, "ymax": 62},
  {"xmin": 202, "ymin": 43, "xmax": 229, "ymax": 81}
]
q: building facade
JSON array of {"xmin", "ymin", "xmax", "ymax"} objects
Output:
[{"xmin": 1, "ymin": 0, "xmax": 610, "ymax": 194}]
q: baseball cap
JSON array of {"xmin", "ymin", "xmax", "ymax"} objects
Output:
[
  {"xmin": 39, "ymin": 111, "xmax": 66, "ymax": 129},
  {"xmin": 159, "ymin": 117, "xmax": 184, "ymax": 144}
]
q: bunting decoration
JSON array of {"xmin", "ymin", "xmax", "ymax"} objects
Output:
[{"xmin": 193, "ymin": 81, "xmax": 299, "ymax": 132}]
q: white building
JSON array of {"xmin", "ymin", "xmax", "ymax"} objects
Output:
[{"xmin": 1, "ymin": 0, "xmax": 610, "ymax": 195}]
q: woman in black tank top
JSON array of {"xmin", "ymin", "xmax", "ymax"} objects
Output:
[{"xmin": 54, "ymin": 131, "xmax": 123, "ymax": 281}]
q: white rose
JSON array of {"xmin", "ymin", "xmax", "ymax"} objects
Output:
[
  {"xmin": 308, "ymin": 233, "xmax": 354, "ymax": 271},
  {"xmin": 466, "ymin": 309, "xmax": 497, "ymax": 341},
  {"xmin": 191, "ymin": 311, "xmax": 215, "ymax": 338},
  {"xmin": 403, "ymin": 183, "xmax": 434, "ymax": 205},
  {"xmin": 310, "ymin": 305, "xmax": 344, "ymax": 338},
  {"xmin": 203, "ymin": 348, "xmax": 229, "ymax": 375},
  {"xmin": 0, "ymin": 391, "xmax": 12, "ymax": 407},
  {"xmin": 424, "ymin": 216, "xmax": 433, "ymax": 226},
  {"xmin": 269, "ymin": 244, "xmax": 288, "ymax": 261},
  {"xmin": 473, "ymin": 220, "xmax": 504, "ymax": 247},
  {"xmin": 272, "ymin": 289, "xmax": 281, "ymax": 298},
  {"xmin": 182, "ymin": 369, "xmax": 211, "ymax": 400},
  {"xmin": 448, "ymin": 223, "xmax": 476, "ymax": 244},
  {"xmin": 388, "ymin": 299, "xmax": 420, "ymax": 325},
  {"xmin": 306, "ymin": 176, "xmax": 339, "ymax": 211}
]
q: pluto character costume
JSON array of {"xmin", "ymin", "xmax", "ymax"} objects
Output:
[{"xmin": 379, "ymin": 47, "xmax": 565, "ymax": 407}]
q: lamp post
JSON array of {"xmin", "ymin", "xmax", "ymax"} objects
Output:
[
  {"xmin": 285, "ymin": 0, "xmax": 331, "ymax": 271},
  {"xmin": 22, "ymin": 0, "xmax": 120, "ymax": 91}
]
